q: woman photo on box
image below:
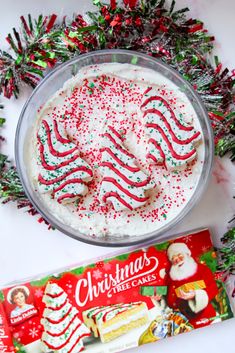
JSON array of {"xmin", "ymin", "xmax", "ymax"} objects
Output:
[{"xmin": 8, "ymin": 286, "xmax": 35, "ymax": 318}]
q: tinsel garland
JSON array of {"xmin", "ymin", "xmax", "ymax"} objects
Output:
[
  {"xmin": 217, "ymin": 229, "xmax": 235, "ymax": 276},
  {"xmin": 217, "ymin": 228, "xmax": 235, "ymax": 295},
  {"xmin": 0, "ymin": 108, "xmax": 51, "ymax": 227},
  {"xmin": 0, "ymin": 0, "xmax": 234, "ymax": 275},
  {"xmin": 0, "ymin": 0, "xmax": 234, "ymax": 156}
]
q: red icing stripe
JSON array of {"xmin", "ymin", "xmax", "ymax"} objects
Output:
[
  {"xmin": 102, "ymin": 305, "xmax": 131, "ymax": 322},
  {"xmin": 102, "ymin": 177, "xmax": 149, "ymax": 202},
  {"xmin": 147, "ymin": 153, "xmax": 159, "ymax": 164},
  {"xmin": 46, "ymin": 296, "xmax": 67, "ymax": 311},
  {"xmin": 108, "ymin": 125, "xmax": 123, "ymax": 141},
  {"xmin": 45, "ymin": 291, "xmax": 64, "ymax": 299},
  {"xmin": 105, "ymin": 308, "xmax": 129, "ymax": 322},
  {"xmin": 143, "ymin": 87, "xmax": 152, "ymax": 95},
  {"xmin": 37, "ymin": 136, "xmax": 79, "ymax": 170},
  {"xmin": 57, "ymin": 193, "xmax": 80, "ymax": 203},
  {"xmin": 143, "ymin": 109, "xmax": 201, "ymax": 144},
  {"xmin": 52, "ymin": 178, "xmax": 87, "ymax": 194},
  {"xmin": 102, "ymin": 307, "xmax": 123, "ymax": 322},
  {"xmin": 53, "ymin": 119, "xmax": 71, "ymax": 144},
  {"xmin": 43, "ymin": 306, "xmax": 73, "ymax": 324},
  {"xmin": 100, "ymin": 162, "xmax": 150, "ymax": 187},
  {"xmin": 45, "ymin": 313, "xmax": 79, "ymax": 337},
  {"xmin": 146, "ymin": 123, "xmax": 196, "ymax": 160},
  {"xmin": 148, "ymin": 138, "xmax": 165, "ymax": 161},
  {"xmin": 42, "ymin": 120, "xmax": 77, "ymax": 157},
  {"xmin": 141, "ymin": 96, "xmax": 193, "ymax": 131},
  {"xmin": 147, "ymin": 152, "xmax": 167, "ymax": 169},
  {"xmin": 103, "ymin": 192, "xmax": 133, "ymax": 210},
  {"xmin": 42, "ymin": 322, "xmax": 85, "ymax": 350},
  {"xmin": 100, "ymin": 147, "xmax": 139, "ymax": 172},
  {"xmin": 90, "ymin": 303, "xmax": 142, "ymax": 323},
  {"xmin": 90, "ymin": 308, "xmax": 107, "ymax": 322},
  {"xmin": 38, "ymin": 167, "xmax": 93, "ymax": 185},
  {"xmin": 67, "ymin": 335, "xmax": 88, "ymax": 353},
  {"xmin": 103, "ymin": 133, "xmax": 135, "ymax": 159},
  {"xmin": 89, "ymin": 304, "xmax": 128, "ymax": 321}
]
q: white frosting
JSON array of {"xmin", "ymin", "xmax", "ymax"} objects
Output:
[
  {"xmin": 43, "ymin": 301, "xmax": 72, "ymax": 322},
  {"xmin": 101, "ymin": 310, "xmax": 148, "ymax": 334},
  {"xmin": 42, "ymin": 318, "xmax": 86, "ymax": 346},
  {"xmin": 142, "ymin": 88, "xmax": 201, "ymax": 170},
  {"xmin": 42, "ymin": 283, "xmax": 69, "ymax": 312},
  {"xmin": 41, "ymin": 326, "xmax": 87, "ymax": 353},
  {"xmin": 43, "ymin": 282, "xmax": 63, "ymax": 295},
  {"xmin": 37, "ymin": 117, "xmax": 93, "ymax": 204},
  {"xmin": 41, "ymin": 282, "xmax": 90, "ymax": 353},
  {"xmin": 28, "ymin": 63, "xmax": 205, "ymax": 237},
  {"xmin": 83, "ymin": 302, "xmax": 148, "ymax": 343},
  {"xmin": 84, "ymin": 303, "xmax": 141, "ymax": 325},
  {"xmin": 99, "ymin": 126, "xmax": 155, "ymax": 210},
  {"xmin": 43, "ymin": 292, "xmax": 67, "ymax": 309},
  {"xmin": 41, "ymin": 307, "xmax": 78, "ymax": 335}
]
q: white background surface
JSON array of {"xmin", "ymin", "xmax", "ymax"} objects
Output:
[{"xmin": 0, "ymin": 0, "xmax": 234, "ymax": 352}]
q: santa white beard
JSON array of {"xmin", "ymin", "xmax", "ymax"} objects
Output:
[{"xmin": 169, "ymin": 256, "xmax": 197, "ymax": 281}]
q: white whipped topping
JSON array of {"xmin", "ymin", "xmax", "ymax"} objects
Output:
[{"xmin": 28, "ymin": 63, "xmax": 205, "ymax": 237}]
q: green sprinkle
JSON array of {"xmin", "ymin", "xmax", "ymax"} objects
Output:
[{"xmin": 131, "ymin": 56, "xmax": 138, "ymax": 65}]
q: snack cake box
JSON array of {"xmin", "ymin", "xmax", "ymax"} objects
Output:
[{"xmin": 0, "ymin": 229, "xmax": 234, "ymax": 353}]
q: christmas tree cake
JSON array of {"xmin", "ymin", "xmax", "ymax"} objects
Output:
[
  {"xmin": 37, "ymin": 117, "xmax": 93, "ymax": 204},
  {"xmin": 141, "ymin": 87, "xmax": 201, "ymax": 171},
  {"xmin": 99, "ymin": 125, "xmax": 155, "ymax": 211},
  {"xmin": 41, "ymin": 283, "xmax": 90, "ymax": 353},
  {"xmin": 82, "ymin": 302, "xmax": 149, "ymax": 343}
]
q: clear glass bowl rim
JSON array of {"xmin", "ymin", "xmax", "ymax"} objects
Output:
[{"xmin": 15, "ymin": 49, "xmax": 214, "ymax": 247}]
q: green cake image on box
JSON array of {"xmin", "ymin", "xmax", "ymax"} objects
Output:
[{"xmin": 140, "ymin": 286, "xmax": 168, "ymax": 296}]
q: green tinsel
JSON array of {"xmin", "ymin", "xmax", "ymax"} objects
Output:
[
  {"xmin": 0, "ymin": 112, "xmax": 25, "ymax": 201},
  {"xmin": 0, "ymin": 0, "xmax": 235, "ymax": 259},
  {"xmin": 0, "ymin": 0, "xmax": 234, "ymax": 157},
  {"xmin": 217, "ymin": 228, "xmax": 235, "ymax": 276},
  {"xmin": 0, "ymin": 109, "xmax": 51, "ymax": 224}
]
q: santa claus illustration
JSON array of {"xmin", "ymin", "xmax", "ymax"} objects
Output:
[{"xmin": 161, "ymin": 242, "xmax": 219, "ymax": 328}]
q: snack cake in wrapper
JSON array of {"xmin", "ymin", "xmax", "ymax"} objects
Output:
[
  {"xmin": 175, "ymin": 280, "xmax": 206, "ymax": 298},
  {"xmin": 0, "ymin": 228, "xmax": 234, "ymax": 353},
  {"xmin": 140, "ymin": 286, "xmax": 168, "ymax": 296}
]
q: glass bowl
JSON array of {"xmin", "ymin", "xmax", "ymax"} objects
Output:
[{"xmin": 15, "ymin": 49, "xmax": 214, "ymax": 247}]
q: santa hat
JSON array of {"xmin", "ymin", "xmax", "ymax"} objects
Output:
[{"xmin": 167, "ymin": 243, "xmax": 191, "ymax": 261}]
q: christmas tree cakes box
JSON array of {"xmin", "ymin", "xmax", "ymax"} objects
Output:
[{"xmin": 0, "ymin": 229, "xmax": 234, "ymax": 353}]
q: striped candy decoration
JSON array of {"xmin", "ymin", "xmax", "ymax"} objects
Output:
[
  {"xmin": 37, "ymin": 118, "xmax": 93, "ymax": 204},
  {"xmin": 141, "ymin": 88, "xmax": 202, "ymax": 171},
  {"xmin": 99, "ymin": 126, "xmax": 155, "ymax": 211}
]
